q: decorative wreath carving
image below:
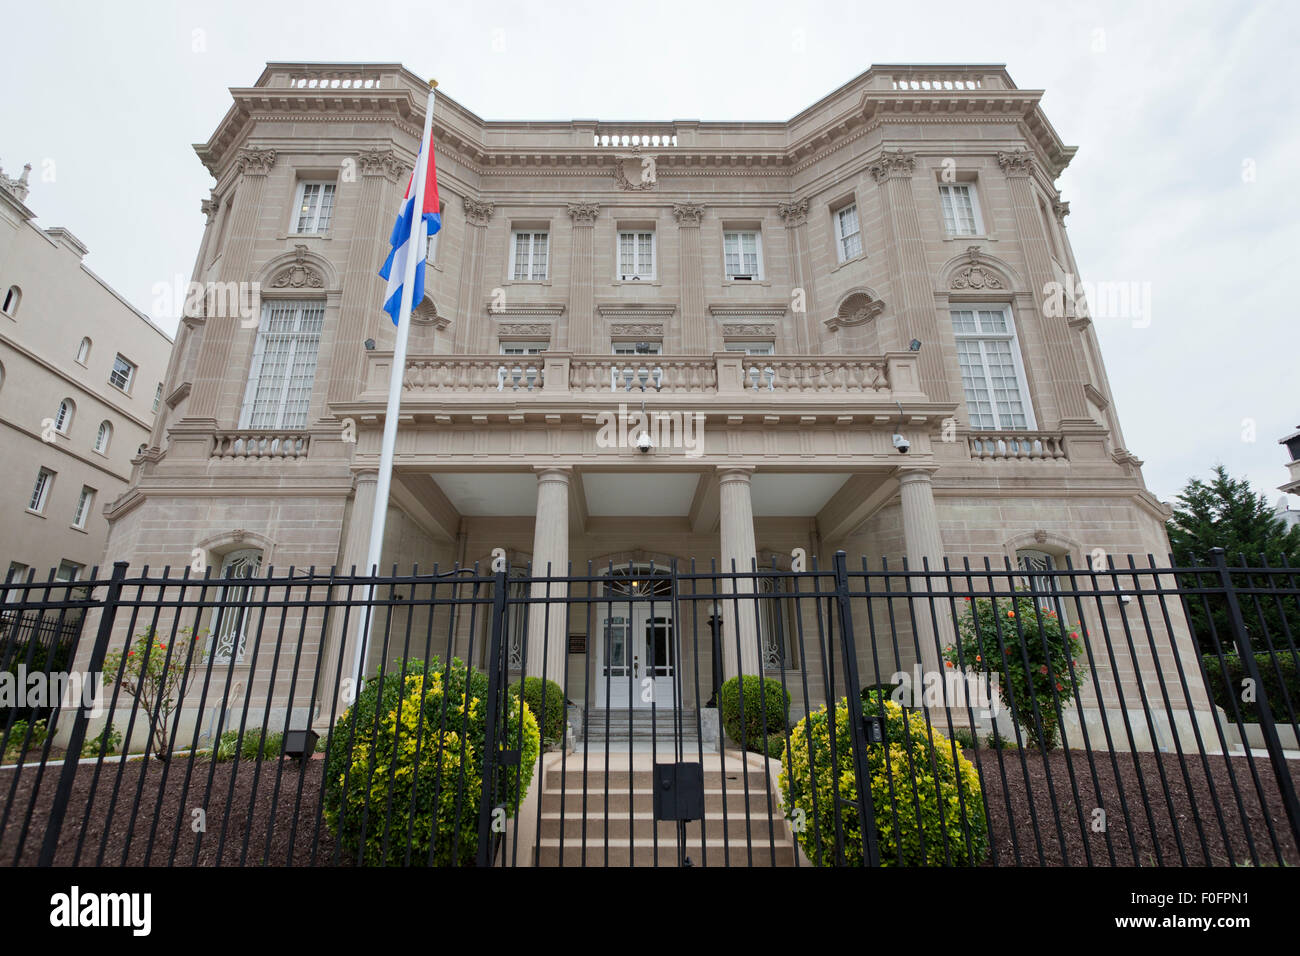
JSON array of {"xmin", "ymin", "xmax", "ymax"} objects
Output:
[
  {"xmin": 949, "ymin": 245, "xmax": 1003, "ymax": 290},
  {"xmin": 270, "ymin": 245, "xmax": 325, "ymax": 289}
]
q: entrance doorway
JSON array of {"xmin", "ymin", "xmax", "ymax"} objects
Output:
[{"xmin": 595, "ymin": 566, "xmax": 676, "ymax": 709}]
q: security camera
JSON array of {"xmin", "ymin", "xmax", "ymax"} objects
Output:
[
  {"xmin": 892, "ymin": 433, "xmax": 910, "ymax": 454},
  {"xmin": 636, "ymin": 431, "xmax": 653, "ymax": 453}
]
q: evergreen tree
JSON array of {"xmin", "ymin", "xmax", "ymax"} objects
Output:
[{"xmin": 1167, "ymin": 465, "xmax": 1300, "ymax": 656}]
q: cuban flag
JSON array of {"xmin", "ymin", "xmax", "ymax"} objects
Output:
[{"xmin": 378, "ymin": 142, "xmax": 441, "ymax": 324}]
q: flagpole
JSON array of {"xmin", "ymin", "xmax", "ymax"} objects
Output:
[{"xmin": 349, "ymin": 78, "xmax": 438, "ymax": 693}]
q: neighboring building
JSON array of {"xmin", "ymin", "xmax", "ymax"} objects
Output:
[
  {"xmin": 0, "ymin": 160, "xmax": 173, "ymax": 586},
  {"xmin": 1277, "ymin": 425, "xmax": 1300, "ymax": 529},
  {"xmin": 98, "ymin": 63, "xmax": 1202, "ymax": 741}
]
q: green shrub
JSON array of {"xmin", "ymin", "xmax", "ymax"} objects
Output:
[
  {"xmin": 951, "ymin": 727, "xmax": 978, "ymax": 750},
  {"xmin": 508, "ymin": 676, "xmax": 566, "ymax": 746},
  {"xmin": 323, "ymin": 657, "xmax": 540, "ymax": 866},
  {"xmin": 780, "ymin": 692, "xmax": 989, "ymax": 866},
  {"xmin": 213, "ymin": 728, "xmax": 284, "ymax": 762},
  {"xmin": 2, "ymin": 640, "xmax": 74, "ymax": 724},
  {"xmin": 719, "ymin": 674, "xmax": 789, "ymax": 755},
  {"xmin": 943, "ymin": 592, "xmax": 1086, "ymax": 749},
  {"xmin": 1203, "ymin": 651, "xmax": 1299, "ymax": 722},
  {"xmin": 985, "ymin": 732, "xmax": 1017, "ymax": 750},
  {"xmin": 82, "ymin": 726, "xmax": 122, "ymax": 759},
  {"xmin": 3, "ymin": 718, "xmax": 48, "ymax": 759}
]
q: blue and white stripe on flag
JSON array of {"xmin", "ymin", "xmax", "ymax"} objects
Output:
[{"xmin": 378, "ymin": 143, "xmax": 441, "ymax": 324}]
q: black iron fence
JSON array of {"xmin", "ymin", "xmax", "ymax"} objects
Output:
[{"xmin": 0, "ymin": 548, "xmax": 1296, "ymax": 867}]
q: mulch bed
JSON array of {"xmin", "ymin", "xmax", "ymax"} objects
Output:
[{"xmin": 2, "ymin": 748, "xmax": 1296, "ymax": 866}]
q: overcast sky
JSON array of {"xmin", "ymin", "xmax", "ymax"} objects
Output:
[{"xmin": 3, "ymin": 0, "xmax": 1295, "ymax": 513}]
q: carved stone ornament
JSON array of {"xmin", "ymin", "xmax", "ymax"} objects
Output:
[
  {"xmin": 868, "ymin": 149, "xmax": 916, "ymax": 182},
  {"xmin": 496, "ymin": 323, "xmax": 552, "ymax": 336},
  {"xmin": 1052, "ymin": 199, "xmax": 1071, "ymax": 223},
  {"xmin": 608, "ymin": 323, "xmax": 664, "ymax": 337},
  {"xmin": 778, "ymin": 198, "xmax": 809, "ymax": 227},
  {"xmin": 412, "ymin": 294, "xmax": 449, "ymax": 328},
  {"xmin": 950, "ymin": 245, "xmax": 1003, "ymax": 290},
  {"xmin": 672, "ymin": 202, "xmax": 704, "ymax": 226},
  {"xmin": 236, "ymin": 147, "xmax": 277, "ymax": 176},
  {"xmin": 463, "ymin": 196, "xmax": 495, "ymax": 225},
  {"xmin": 612, "ymin": 149, "xmax": 658, "ymax": 191},
  {"xmin": 200, "ymin": 194, "xmax": 217, "ymax": 224},
  {"xmin": 1033, "ymin": 529, "xmax": 1048, "ymax": 544},
  {"xmin": 825, "ymin": 291, "xmax": 886, "ymax": 331},
  {"xmin": 996, "ymin": 150, "xmax": 1034, "ymax": 176},
  {"xmin": 357, "ymin": 148, "xmax": 405, "ymax": 182},
  {"xmin": 271, "ymin": 245, "xmax": 325, "ymax": 289},
  {"xmin": 721, "ymin": 323, "xmax": 777, "ymax": 337},
  {"xmin": 567, "ymin": 202, "xmax": 600, "ymax": 224}
]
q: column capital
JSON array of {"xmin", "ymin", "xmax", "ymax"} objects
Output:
[
  {"xmin": 534, "ymin": 465, "xmax": 574, "ymax": 483},
  {"xmin": 672, "ymin": 202, "xmax": 705, "ymax": 226},
  {"xmin": 566, "ymin": 201, "xmax": 600, "ymax": 225},
  {"xmin": 716, "ymin": 465, "xmax": 755, "ymax": 484},
  {"xmin": 869, "ymin": 149, "xmax": 916, "ymax": 182},
  {"xmin": 897, "ymin": 465, "xmax": 939, "ymax": 486},
  {"xmin": 235, "ymin": 146, "xmax": 277, "ymax": 176},
  {"xmin": 356, "ymin": 147, "xmax": 406, "ymax": 183},
  {"xmin": 996, "ymin": 149, "xmax": 1036, "ymax": 178},
  {"xmin": 463, "ymin": 196, "xmax": 495, "ymax": 226},
  {"xmin": 778, "ymin": 198, "xmax": 809, "ymax": 227}
]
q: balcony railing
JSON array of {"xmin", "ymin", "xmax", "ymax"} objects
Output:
[
  {"xmin": 211, "ymin": 431, "xmax": 310, "ymax": 460},
  {"xmin": 967, "ymin": 431, "xmax": 1067, "ymax": 461}
]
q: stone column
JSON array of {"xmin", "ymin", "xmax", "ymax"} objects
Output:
[
  {"xmin": 566, "ymin": 203, "xmax": 599, "ymax": 353},
  {"xmin": 316, "ymin": 469, "xmax": 379, "ymax": 727},
  {"xmin": 718, "ymin": 466, "xmax": 761, "ymax": 677},
  {"xmin": 998, "ymin": 150, "xmax": 1090, "ymax": 425},
  {"xmin": 527, "ymin": 466, "xmax": 571, "ymax": 684},
  {"xmin": 778, "ymin": 199, "xmax": 818, "ymax": 353},
  {"xmin": 673, "ymin": 202, "xmax": 706, "ymax": 352},
  {"xmin": 454, "ymin": 198, "xmax": 494, "ymax": 353},
  {"xmin": 187, "ymin": 147, "xmax": 277, "ymax": 424},
  {"xmin": 898, "ymin": 467, "xmax": 952, "ymax": 681},
  {"xmin": 329, "ymin": 150, "xmax": 404, "ymax": 407},
  {"xmin": 871, "ymin": 150, "xmax": 948, "ymax": 402}
]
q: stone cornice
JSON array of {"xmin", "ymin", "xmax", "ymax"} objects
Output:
[
  {"xmin": 707, "ymin": 303, "xmax": 788, "ymax": 318},
  {"xmin": 486, "ymin": 302, "xmax": 566, "ymax": 318},
  {"xmin": 597, "ymin": 303, "xmax": 677, "ymax": 319}
]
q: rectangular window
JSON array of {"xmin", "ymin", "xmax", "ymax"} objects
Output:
[
  {"xmin": 29, "ymin": 468, "xmax": 54, "ymax": 513},
  {"xmin": 239, "ymin": 300, "xmax": 325, "ymax": 430},
  {"xmin": 617, "ymin": 230, "xmax": 655, "ymax": 280},
  {"xmin": 55, "ymin": 560, "xmax": 83, "ymax": 583},
  {"xmin": 4, "ymin": 561, "xmax": 29, "ymax": 606},
  {"xmin": 152, "ymin": 383, "xmax": 163, "ymax": 413},
  {"xmin": 835, "ymin": 204, "xmax": 862, "ymax": 261},
  {"xmin": 725, "ymin": 342, "xmax": 775, "ymax": 355},
  {"xmin": 939, "ymin": 184, "xmax": 982, "ymax": 236},
  {"xmin": 109, "ymin": 354, "xmax": 136, "ymax": 392},
  {"xmin": 723, "ymin": 231, "xmax": 762, "ymax": 279},
  {"xmin": 951, "ymin": 306, "xmax": 1034, "ymax": 431},
  {"xmin": 499, "ymin": 342, "xmax": 547, "ymax": 355},
  {"xmin": 72, "ymin": 486, "xmax": 95, "ymax": 529},
  {"xmin": 510, "ymin": 232, "xmax": 549, "ymax": 280},
  {"xmin": 293, "ymin": 181, "xmax": 336, "ymax": 234},
  {"xmin": 611, "ymin": 342, "xmax": 662, "ymax": 355}
]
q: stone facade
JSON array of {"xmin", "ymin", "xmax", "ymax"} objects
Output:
[
  {"xmin": 0, "ymin": 167, "xmax": 172, "ymax": 583},
  {"xmin": 95, "ymin": 63, "xmax": 1206, "ymax": 745}
]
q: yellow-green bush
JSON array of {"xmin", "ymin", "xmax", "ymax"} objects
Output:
[
  {"xmin": 779, "ymin": 694, "xmax": 989, "ymax": 866},
  {"xmin": 323, "ymin": 658, "xmax": 539, "ymax": 866}
]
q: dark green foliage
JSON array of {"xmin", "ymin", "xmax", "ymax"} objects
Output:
[
  {"xmin": 508, "ymin": 676, "xmax": 566, "ymax": 745},
  {"xmin": 1202, "ymin": 651, "xmax": 1300, "ymax": 723},
  {"xmin": 1167, "ymin": 466, "xmax": 1300, "ymax": 655},
  {"xmin": 719, "ymin": 674, "xmax": 789, "ymax": 755}
]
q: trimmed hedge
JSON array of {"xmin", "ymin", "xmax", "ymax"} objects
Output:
[
  {"xmin": 508, "ymin": 676, "xmax": 566, "ymax": 746},
  {"xmin": 779, "ymin": 691, "xmax": 989, "ymax": 866},
  {"xmin": 719, "ymin": 674, "xmax": 789, "ymax": 757},
  {"xmin": 1202, "ymin": 651, "xmax": 1299, "ymax": 722},
  {"xmin": 323, "ymin": 657, "xmax": 539, "ymax": 866}
]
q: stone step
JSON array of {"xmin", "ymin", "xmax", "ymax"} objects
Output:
[
  {"xmin": 540, "ymin": 766, "xmax": 777, "ymax": 790},
  {"xmin": 540, "ymin": 787, "xmax": 769, "ymax": 817},
  {"xmin": 535, "ymin": 837, "xmax": 796, "ymax": 867},
  {"xmin": 539, "ymin": 811, "xmax": 793, "ymax": 843}
]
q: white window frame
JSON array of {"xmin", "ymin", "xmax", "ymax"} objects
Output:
[
  {"xmin": 509, "ymin": 231, "xmax": 550, "ymax": 281},
  {"xmin": 499, "ymin": 341, "xmax": 548, "ymax": 355},
  {"xmin": 4, "ymin": 562, "xmax": 29, "ymax": 606},
  {"xmin": 29, "ymin": 468, "xmax": 54, "ymax": 513},
  {"xmin": 109, "ymin": 354, "xmax": 136, "ymax": 393},
  {"xmin": 2, "ymin": 286, "xmax": 19, "ymax": 317},
  {"xmin": 76, "ymin": 337, "xmax": 92, "ymax": 365},
  {"xmin": 723, "ymin": 230, "xmax": 763, "ymax": 280},
  {"xmin": 939, "ymin": 183, "xmax": 985, "ymax": 237},
  {"xmin": 94, "ymin": 420, "xmax": 112, "ymax": 454},
  {"xmin": 55, "ymin": 560, "xmax": 83, "ymax": 583},
  {"xmin": 834, "ymin": 204, "xmax": 863, "ymax": 262},
  {"xmin": 72, "ymin": 486, "xmax": 94, "ymax": 529},
  {"xmin": 292, "ymin": 180, "xmax": 336, "ymax": 234},
  {"xmin": 239, "ymin": 299, "xmax": 326, "ymax": 431},
  {"xmin": 725, "ymin": 342, "xmax": 775, "ymax": 355},
  {"xmin": 611, "ymin": 342, "xmax": 662, "ymax": 356},
  {"xmin": 950, "ymin": 304, "xmax": 1036, "ymax": 431},
  {"xmin": 616, "ymin": 230, "xmax": 656, "ymax": 280},
  {"xmin": 153, "ymin": 383, "xmax": 163, "ymax": 413},
  {"xmin": 54, "ymin": 399, "xmax": 73, "ymax": 434}
]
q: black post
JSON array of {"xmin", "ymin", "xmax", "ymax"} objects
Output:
[
  {"xmin": 1212, "ymin": 548, "xmax": 1300, "ymax": 849},
  {"xmin": 474, "ymin": 566, "xmax": 510, "ymax": 866},
  {"xmin": 831, "ymin": 551, "xmax": 881, "ymax": 866},
  {"xmin": 39, "ymin": 561, "xmax": 128, "ymax": 866},
  {"xmin": 706, "ymin": 607, "xmax": 722, "ymax": 707}
]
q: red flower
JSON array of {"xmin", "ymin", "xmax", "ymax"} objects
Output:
[
  {"xmin": 1007, "ymin": 610, "xmax": 1015, "ymax": 618},
  {"xmin": 975, "ymin": 654, "xmax": 982, "ymax": 662},
  {"xmin": 1039, "ymin": 665, "xmax": 1048, "ymax": 674},
  {"xmin": 1070, "ymin": 632, "xmax": 1078, "ymax": 640},
  {"xmin": 127, "ymin": 650, "xmax": 134, "ymax": 656},
  {"xmin": 1055, "ymin": 683, "xmax": 1064, "ymax": 692},
  {"xmin": 944, "ymin": 661, "xmax": 954, "ymax": 668}
]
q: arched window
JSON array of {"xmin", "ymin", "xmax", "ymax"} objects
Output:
[
  {"xmin": 211, "ymin": 548, "xmax": 263, "ymax": 662},
  {"xmin": 54, "ymin": 398, "xmax": 74, "ymax": 434},
  {"xmin": 1, "ymin": 286, "xmax": 19, "ymax": 316},
  {"xmin": 76, "ymin": 337, "xmax": 92, "ymax": 364},
  {"xmin": 94, "ymin": 420, "xmax": 112, "ymax": 454}
]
